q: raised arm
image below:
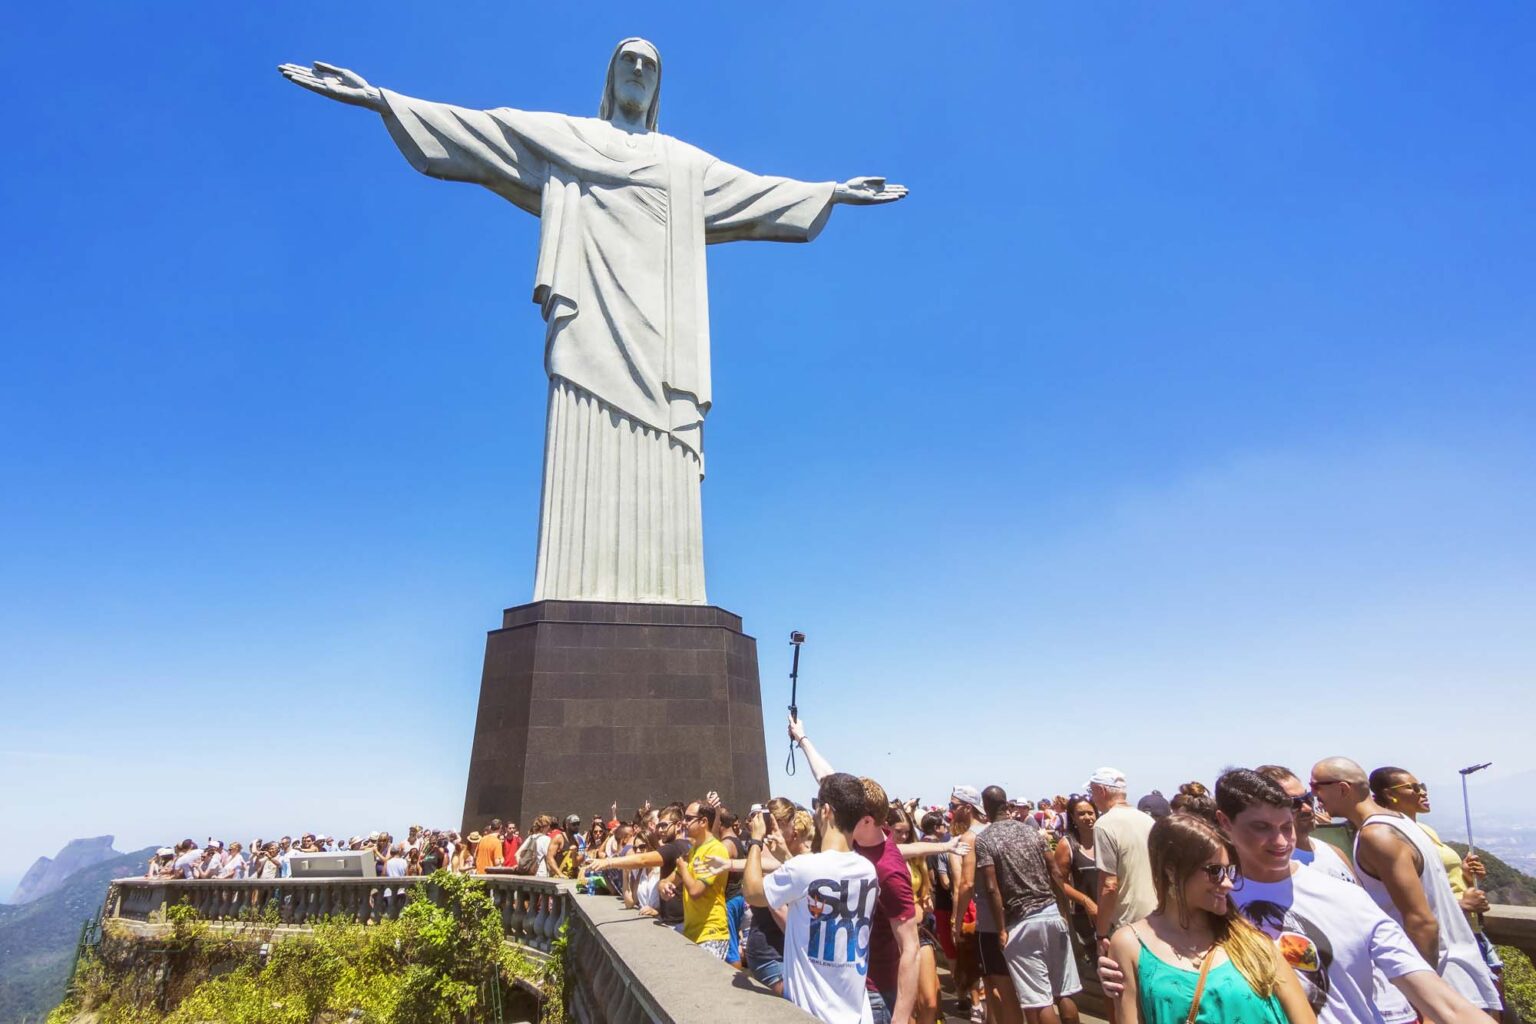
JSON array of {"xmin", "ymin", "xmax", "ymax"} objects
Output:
[
  {"xmin": 787, "ymin": 714, "xmax": 837, "ymax": 782},
  {"xmin": 278, "ymin": 61, "xmax": 546, "ymax": 211},
  {"xmin": 898, "ymin": 838, "xmax": 969, "ymax": 861}
]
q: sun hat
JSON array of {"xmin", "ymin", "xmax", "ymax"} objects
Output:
[{"xmin": 1085, "ymin": 767, "xmax": 1128, "ymax": 790}]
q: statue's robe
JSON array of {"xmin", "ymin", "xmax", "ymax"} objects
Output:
[{"xmin": 378, "ymin": 91, "xmax": 836, "ymax": 604}]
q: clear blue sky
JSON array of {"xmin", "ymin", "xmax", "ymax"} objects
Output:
[{"xmin": 3, "ymin": 2, "xmax": 1534, "ymax": 893}]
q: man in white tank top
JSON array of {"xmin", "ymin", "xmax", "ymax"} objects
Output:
[{"xmin": 1312, "ymin": 757, "xmax": 1501, "ymax": 1016}]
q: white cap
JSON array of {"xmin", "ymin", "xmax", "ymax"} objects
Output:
[
  {"xmin": 950, "ymin": 785, "xmax": 984, "ymax": 811},
  {"xmin": 368, "ymin": 831, "xmax": 380, "ymax": 840},
  {"xmin": 157, "ymin": 848, "xmax": 175, "ymax": 857},
  {"xmin": 1086, "ymin": 767, "xmax": 1128, "ymax": 790}
]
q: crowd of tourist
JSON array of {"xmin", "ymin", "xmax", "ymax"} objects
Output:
[{"xmin": 143, "ymin": 717, "xmax": 1509, "ymax": 1024}]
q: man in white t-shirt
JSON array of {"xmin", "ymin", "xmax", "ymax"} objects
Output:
[
  {"xmin": 1255, "ymin": 764, "xmax": 1416, "ymax": 1024},
  {"xmin": 171, "ymin": 839, "xmax": 203, "ymax": 880},
  {"xmin": 746, "ymin": 771, "xmax": 880, "ymax": 1024}
]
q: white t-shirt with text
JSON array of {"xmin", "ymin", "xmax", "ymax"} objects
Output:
[{"xmin": 762, "ymin": 850, "xmax": 880, "ymax": 1024}]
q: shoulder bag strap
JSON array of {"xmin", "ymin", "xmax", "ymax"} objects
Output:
[{"xmin": 1184, "ymin": 944, "xmax": 1217, "ymax": 1024}]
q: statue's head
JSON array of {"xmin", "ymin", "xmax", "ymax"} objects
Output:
[{"xmin": 599, "ymin": 37, "xmax": 661, "ymax": 130}]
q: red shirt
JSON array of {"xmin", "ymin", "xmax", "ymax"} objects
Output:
[
  {"xmin": 502, "ymin": 835, "xmax": 521, "ymax": 864},
  {"xmin": 856, "ymin": 835, "xmax": 916, "ymax": 995}
]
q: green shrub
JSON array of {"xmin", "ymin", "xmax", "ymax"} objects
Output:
[{"xmin": 1502, "ymin": 944, "xmax": 1536, "ymax": 1022}]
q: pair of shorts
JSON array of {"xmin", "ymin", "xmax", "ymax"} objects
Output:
[
  {"xmin": 1003, "ymin": 906, "xmax": 1082, "ymax": 1009},
  {"xmin": 867, "ymin": 987, "xmax": 899, "ymax": 1024},
  {"xmin": 696, "ymin": 938, "xmax": 731, "ymax": 961},
  {"xmin": 977, "ymin": 930, "xmax": 1008, "ymax": 977},
  {"xmin": 934, "ymin": 900, "xmax": 977, "ymax": 961},
  {"xmin": 745, "ymin": 929, "xmax": 784, "ymax": 988}
]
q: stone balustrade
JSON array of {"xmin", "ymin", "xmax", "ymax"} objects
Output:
[
  {"xmin": 105, "ymin": 876, "xmax": 809, "ymax": 1024},
  {"xmin": 1483, "ymin": 903, "xmax": 1536, "ymax": 961},
  {"xmin": 109, "ymin": 875, "xmax": 568, "ymax": 952}
]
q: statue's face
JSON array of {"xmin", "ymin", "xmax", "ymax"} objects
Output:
[{"xmin": 612, "ymin": 44, "xmax": 658, "ymax": 117}]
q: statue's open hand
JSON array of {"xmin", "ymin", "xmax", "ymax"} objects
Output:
[
  {"xmin": 835, "ymin": 176, "xmax": 909, "ymax": 205},
  {"xmin": 278, "ymin": 61, "xmax": 383, "ymax": 111}
]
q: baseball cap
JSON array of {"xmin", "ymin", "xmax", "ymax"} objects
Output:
[
  {"xmin": 1138, "ymin": 790, "xmax": 1172, "ymax": 820},
  {"xmin": 156, "ymin": 847, "xmax": 174, "ymax": 857},
  {"xmin": 1086, "ymin": 767, "xmax": 1128, "ymax": 790},
  {"xmin": 950, "ymin": 785, "xmax": 984, "ymax": 811}
]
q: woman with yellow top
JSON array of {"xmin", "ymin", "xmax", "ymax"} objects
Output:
[{"xmin": 1368, "ymin": 767, "xmax": 1487, "ymax": 903}]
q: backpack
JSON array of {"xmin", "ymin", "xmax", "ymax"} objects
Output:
[{"xmin": 513, "ymin": 835, "xmax": 541, "ymax": 875}]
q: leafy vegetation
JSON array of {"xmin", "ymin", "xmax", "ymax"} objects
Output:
[
  {"xmin": 1501, "ymin": 943, "xmax": 1536, "ymax": 1022},
  {"xmin": 46, "ymin": 871, "xmax": 564, "ymax": 1024}
]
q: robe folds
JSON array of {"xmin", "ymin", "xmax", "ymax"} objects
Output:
[{"xmin": 378, "ymin": 91, "xmax": 837, "ymax": 603}]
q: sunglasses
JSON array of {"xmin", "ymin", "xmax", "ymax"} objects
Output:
[
  {"xmin": 1198, "ymin": 863, "xmax": 1239, "ymax": 883},
  {"xmin": 1386, "ymin": 782, "xmax": 1428, "ymax": 795},
  {"xmin": 1289, "ymin": 794, "xmax": 1314, "ymax": 811}
]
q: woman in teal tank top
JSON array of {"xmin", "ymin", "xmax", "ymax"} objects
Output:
[{"xmin": 1106, "ymin": 815, "xmax": 1314, "ymax": 1024}]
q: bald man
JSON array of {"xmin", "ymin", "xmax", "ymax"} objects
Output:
[{"xmin": 1312, "ymin": 757, "xmax": 1501, "ymax": 1017}]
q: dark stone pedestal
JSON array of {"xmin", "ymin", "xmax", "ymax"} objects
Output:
[{"xmin": 460, "ymin": 600, "xmax": 770, "ymax": 833}]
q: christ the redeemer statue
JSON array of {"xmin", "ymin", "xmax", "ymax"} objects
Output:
[{"xmin": 280, "ymin": 39, "xmax": 906, "ymax": 605}]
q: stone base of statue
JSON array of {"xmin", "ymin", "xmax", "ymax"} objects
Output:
[{"xmin": 460, "ymin": 600, "xmax": 771, "ymax": 833}]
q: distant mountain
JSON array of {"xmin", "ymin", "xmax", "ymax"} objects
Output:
[
  {"xmin": 1445, "ymin": 841, "xmax": 1536, "ymax": 907},
  {"xmin": 7, "ymin": 837, "xmax": 120, "ymax": 905},
  {"xmin": 0, "ymin": 845, "xmax": 153, "ymax": 1024}
]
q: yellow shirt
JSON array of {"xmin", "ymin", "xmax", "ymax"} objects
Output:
[
  {"xmin": 1416, "ymin": 822, "xmax": 1466, "ymax": 895},
  {"xmin": 682, "ymin": 836, "xmax": 730, "ymax": 944}
]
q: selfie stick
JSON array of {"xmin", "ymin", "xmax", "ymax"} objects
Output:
[
  {"xmin": 786, "ymin": 631, "xmax": 806, "ymax": 775},
  {"xmin": 1459, "ymin": 761, "xmax": 1492, "ymax": 889}
]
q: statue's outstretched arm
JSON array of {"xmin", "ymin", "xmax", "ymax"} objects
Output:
[
  {"xmin": 279, "ymin": 61, "xmax": 386, "ymax": 113},
  {"xmin": 833, "ymin": 176, "xmax": 909, "ymax": 205}
]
